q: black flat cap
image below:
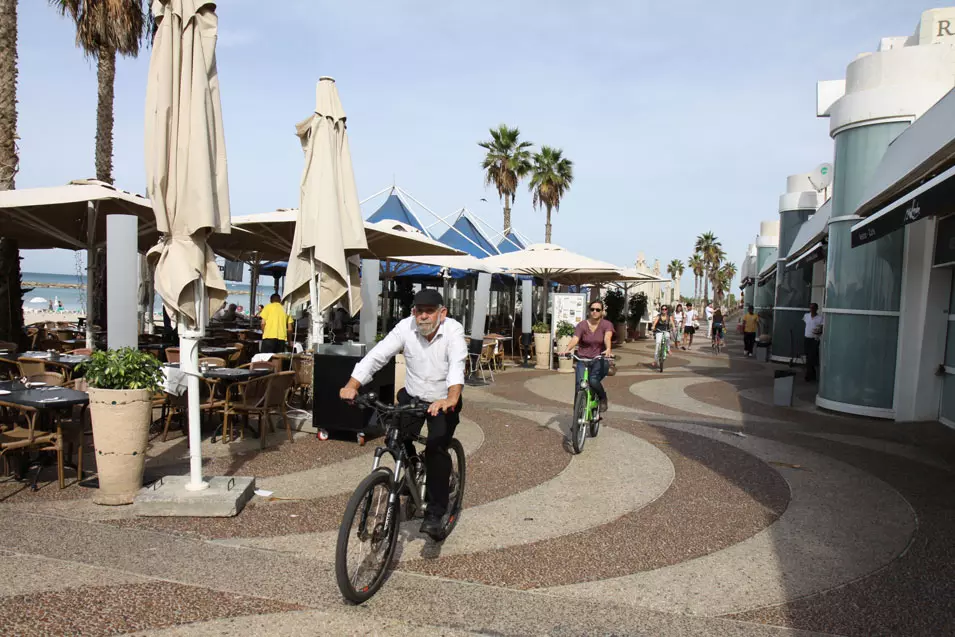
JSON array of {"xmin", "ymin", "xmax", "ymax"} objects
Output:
[{"xmin": 412, "ymin": 289, "xmax": 444, "ymax": 307}]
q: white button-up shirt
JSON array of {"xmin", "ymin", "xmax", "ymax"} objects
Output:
[{"xmin": 351, "ymin": 316, "xmax": 467, "ymax": 402}]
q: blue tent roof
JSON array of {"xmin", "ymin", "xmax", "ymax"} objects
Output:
[
  {"xmin": 496, "ymin": 231, "xmax": 525, "ymax": 254},
  {"xmin": 436, "ymin": 213, "xmax": 498, "ymax": 258},
  {"xmin": 366, "ymin": 192, "xmax": 428, "ymax": 234}
]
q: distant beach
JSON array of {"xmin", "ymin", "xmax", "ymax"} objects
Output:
[{"xmin": 21, "ymin": 271, "xmax": 272, "ymax": 315}]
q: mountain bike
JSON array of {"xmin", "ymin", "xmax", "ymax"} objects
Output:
[
  {"xmin": 654, "ymin": 331, "xmax": 670, "ymax": 372},
  {"xmin": 335, "ymin": 393, "xmax": 466, "ymax": 604},
  {"xmin": 567, "ymin": 353, "xmax": 608, "ymax": 454}
]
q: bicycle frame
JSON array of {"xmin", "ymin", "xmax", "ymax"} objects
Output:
[
  {"xmin": 655, "ymin": 331, "xmax": 670, "ymax": 360},
  {"xmin": 362, "ymin": 404, "xmax": 430, "ymax": 526},
  {"xmin": 573, "ymin": 354, "xmax": 603, "ymax": 423}
]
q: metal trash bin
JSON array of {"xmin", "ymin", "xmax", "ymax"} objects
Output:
[
  {"xmin": 773, "ymin": 369, "xmax": 795, "ymax": 407},
  {"xmin": 755, "ymin": 341, "xmax": 771, "ymax": 362}
]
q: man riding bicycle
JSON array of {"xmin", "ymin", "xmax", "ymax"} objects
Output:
[
  {"xmin": 340, "ymin": 289, "xmax": 467, "ymax": 540},
  {"xmin": 559, "ymin": 299, "xmax": 614, "ymax": 412},
  {"xmin": 650, "ymin": 304, "xmax": 672, "ymax": 367}
]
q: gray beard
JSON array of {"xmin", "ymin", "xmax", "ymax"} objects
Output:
[{"xmin": 416, "ymin": 320, "xmax": 438, "ymax": 337}]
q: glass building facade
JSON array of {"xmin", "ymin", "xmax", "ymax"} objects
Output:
[
  {"xmin": 773, "ymin": 208, "xmax": 814, "ymax": 359},
  {"xmin": 819, "ymin": 121, "xmax": 909, "ymax": 412}
]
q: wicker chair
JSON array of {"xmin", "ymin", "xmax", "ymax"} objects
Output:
[
  {"xmin": 18, "ymin": 358, "xmax": 48, "ymax": 378},
  {"xmin": 26, "ymin": 371, "xmax": 67, "ymax": 387},
  {"xmin": 290, "ymin": 354, "xmax": 312, "ymax": 405},
  {"xmin": 221, "ymin": 371, "xmax": 296, "ymax": 448}
]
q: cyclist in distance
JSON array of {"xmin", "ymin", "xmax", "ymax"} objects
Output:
[
  {"xmin": 712, "ymin": 306, "xmax": 725, "ymax": 349},
  {"xmin": 559, "ymin": 299, "xmax": 614, "ymax": 412},
  {"xmin": 339, "ymin": 289, "xmax": 467, "ymax": 540},
  {"xmin": 651, "ymin": 304, "xmax": 673, "ymax": 367}
]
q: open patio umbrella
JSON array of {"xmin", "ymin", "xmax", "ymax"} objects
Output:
[
  {"xmin": 283, "ymin": 77, "xmax": 368, "ymax": 348},
  {"xmin": 145, "ymin": 0, "xmax": 230, "ymax": 491}
]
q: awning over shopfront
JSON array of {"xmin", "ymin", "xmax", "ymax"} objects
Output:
[
  {"xmin": 786, "ymin": 199, "xmax": 831, "ymax": 265},
  {"xmin": 851, "ymin": 163, "xmax": 955, "ymax": 247},
  {"xmin": 756, "ymin": 250, "xmax": 778, "ymax": 287},
  {"xmin": 850, "ymin": 87, "xmax": 955, "ymax": 247},
  {"xmin": 787, "ymin": 241, "xmax": 825, "ymax": 270}
]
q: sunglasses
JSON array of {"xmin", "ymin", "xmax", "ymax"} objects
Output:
[{"xmin": 589, "ymin": 307, "xmax": 603, "ymax": 312}]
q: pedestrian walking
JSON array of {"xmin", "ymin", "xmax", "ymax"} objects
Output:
[
  {"xmin": 741, "ymin": 305, "xmax": 759, "ymax": 357},
  {"xmin": 803, "ymin": 303, "xmax": 823, "ymax": 381}
]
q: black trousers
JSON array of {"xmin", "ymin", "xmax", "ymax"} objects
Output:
[
  {"xmin": 398, "ymin": 388, "xmax": 462, "ymax": 518},
  {"xmin": 260, "ymin": 338, "xmax": 286, "ymax": 354},
  {"xmin": 743, "ymin": 332, "xmax": 756, "ymax": 354},
  {"xmin": 804, "ymin": 337, "xmax": 820, "ymax": 381}
]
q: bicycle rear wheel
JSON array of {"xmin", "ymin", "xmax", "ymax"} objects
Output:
[
  {"xmin": 440, "ymin": 438, "xmax": 467, "ymax": 539},
  {"xmin": 571, "ymin": 389, "xmax": 588, "ymax": 454},
  {"xmin": 335, "ymin": 469, "xmax": 399, "ymax": 604}
]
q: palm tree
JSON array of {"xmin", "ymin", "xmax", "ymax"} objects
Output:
[
  {"xmin": 666, "ymin": 259, "xmax": 684, "ymax": 303},
  {"xmin": 688, "ymin": 253, "xmax": 704, "ymax": 306},
  {"xmin": 707, "ymin": 246, "xmax": 726, "ymax": 302},
  {"xmin": 479, "ymin": 124, "xmax": 533, "ymax": 233},
  {"xmin": 714, "ymin": 261, "xmax": 736, "ymax": 304},
  {"xmin": 51, "ymin": 0, "xmax": 150, "ymax": 332},
  {"xmin": 0, "ymin": 0, "xmax": 24, "ymax": 347},
  {"xmin": 528, "ymin": 146, "xmax": 573, "ymax": 243},
  {"xmin": 694, "ymin": 232, "xmax": 722, "ymax": 304}
]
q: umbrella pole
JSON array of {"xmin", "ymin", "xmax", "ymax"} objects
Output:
[
  {"xmin": 249, "ymin": 253, "xmax": 259, "ymax": 316},
  {"xmin": 309, "ymin": 254, "xmax": 323, "ymax": 350},
  {"xmin": 86, "ymin": 202, "xmax": 97, "ymax": 350},
  {"xmin": 182, "ymin": 278, "xmax": 208, "ymax": 491}
]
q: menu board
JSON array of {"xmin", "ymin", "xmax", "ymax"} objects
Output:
[{"xmin": 551, "ymin": 293, "xmax": 588, "ymax": 341}]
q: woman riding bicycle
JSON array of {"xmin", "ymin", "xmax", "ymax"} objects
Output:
[
  {"xmin": 651, "ymin": 305, "xmax": 673, "ymax": 368},
  {"xmin": 711, "ymin": 307, "xmax": 725, "ymax": 348},
  {"xmin": 560, "ymin": 299, "xmax": 614, "ymax": 412}
]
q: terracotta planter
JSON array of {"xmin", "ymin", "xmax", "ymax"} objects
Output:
[
  {"xmin": 556, "ymin": 335, "xmax": 574, "ymax": 373},
  {"xmin": 89, "ymin": 388, "xmax": 152, "ymax": 505},
  {"xmin": 533, "ymin": 332, "xmax": 551, "ymax": 370}
]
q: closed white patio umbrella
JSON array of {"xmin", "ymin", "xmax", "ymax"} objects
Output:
[
  {"xmin": 284, "ymin": 77, "xmax": 369, "ymax": 348},
  {"xmin": 145, "ymin": 0, "xmax": 230, "ymax": 491}
]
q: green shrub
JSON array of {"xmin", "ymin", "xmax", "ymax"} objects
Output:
[
  {"xmin": 78, "ymin": 347, "xmax": 164, "ymax": 392},
  {"xmin": 532, "ymin": 321, "xmax": 550, "ymax": 334},
  {"xmin": 604, "ymin": 289, "xmax": 626, "ymax": 323},
  {"xmin": 555, "ymin": 321, "xmax": 575, "ymax": 338}
]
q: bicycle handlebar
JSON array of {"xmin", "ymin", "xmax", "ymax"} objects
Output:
[
  {"xmin": 350, "ymin": 392, "xmax": 430, "ymax": 416},
  {"xmin": 561, "ymin": 352, "xmax": 614, "ymax": 362}
]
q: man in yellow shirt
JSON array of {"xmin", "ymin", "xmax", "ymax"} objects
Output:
[
  {"xmin": 741, "ymin": 305, "xmax": 760, "ymax": 358},
  {"xmin": 258, "ymin": 294, "xmax": 289, "ymax": 353}
]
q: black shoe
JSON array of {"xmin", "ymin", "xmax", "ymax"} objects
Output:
[
  {"xmin": 420, "ymin": 513, "xmax": 444, "ymax": 540},
  {"xmin": 599, "ymin": 398, "xmax": 608, "ymax": 412}
]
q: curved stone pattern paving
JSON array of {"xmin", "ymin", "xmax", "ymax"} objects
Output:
[{"xmin": 542, "ymin": 421, "xmax": 917, "ymax": 616}]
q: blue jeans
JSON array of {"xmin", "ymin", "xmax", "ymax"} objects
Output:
[{"xmin": 575, "ymin": 358, "xmax": 608, "ymax": 402}]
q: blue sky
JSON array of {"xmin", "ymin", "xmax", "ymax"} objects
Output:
[{"xmin": 16, "ymin": 0, "xmax": 930, "ymax": 288}]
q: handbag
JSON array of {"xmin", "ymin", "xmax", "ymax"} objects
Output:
[{"xmin": 606, "ymin": 359, "xmax": 617, "ymax": 376}]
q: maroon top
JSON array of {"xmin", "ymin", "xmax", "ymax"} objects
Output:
[{"xmin": 574, "ymin": 319, "xmax": 614, "ymax": 358}]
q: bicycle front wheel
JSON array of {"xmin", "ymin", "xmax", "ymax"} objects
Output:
[
  {"xmin": 571, "ymin": 389, "xmax": 588, "ymax": 454},
  {"xmin": 441, "ymin": 438, "xmax": 467, "ymax": 539},
  {"xmin": 335, "ymin": 469, "xmax": 399, "ymax": 604}
]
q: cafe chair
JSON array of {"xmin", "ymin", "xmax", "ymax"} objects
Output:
[
  {"xmin": 0, "ymin": 399, "xmax": 83, "ymax": 489},
  {"xmin": 290, "ymin": 354, "xmax": 313, "ymax": 406},
  {"xmin": 26, "ymin": 371, "xmax": 67, "ymax": 387},
  {"xmin": 198, "ymin": 357, "xmax": 226, "ymax": 368},
  {"xmin": 0, "ymin": 357, "xmax": 20, "ymax": 380},
  {"xmin": 165, "ymin": 347, "xmax": 180, "ymax": 364},
  {"xmin": 0, "ymin": 340, "xmax": 18, "ymax": 354},
  {"xmin": 70, "ymin": 348, "xmax": 92, "ymax": 356},
  {"xmin": 161, "ymin": 377, "xmax": 223, "ymax": 442},
  {"xmin": 221, "ymin": 371, "xmax": 296, "ymax": 448},
  {"xmin": 18, "ymin": 358, "xmax": 48, "ymax": 378}
]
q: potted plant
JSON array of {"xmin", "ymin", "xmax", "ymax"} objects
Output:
[
  {"xmin": 80, "ymin": 348, "xmax": 164, "ymax": 505},
  {"xmin": 604, "ymin": 290, "xmax": 627, "ymax": 345},
  {"xmin": 628, "ymin": 292, "xmax": 649, "ymax": 339},
  {"xmin": 532, "ymin": 321, "xmax": 551, "ymax": 370},
  {"xmin": 555, "ymin": 320, "xmax": 575, "ymax": 373}
]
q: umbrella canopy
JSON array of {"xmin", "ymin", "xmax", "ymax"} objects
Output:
[
  {"xmin": 145, "ymin": 0, "xmax": 230, "ymax": 323},
  {"xmin": 0, "ymin": 179, "xmax": 158, "ymax": 252},
  {"xmin": 212, "ymin": 211, "xmax": 462, "ymax": 261},
  {"xmin": 387, "ymin": 253, "xmax": 500, "ymax": 274},
  {"xmin": 481, "ymin": 243, "xmax": 622, "ymax": 285},
  {"xmin": 284, "ymin": 77, "xmax": 367, "ymax": 315}
]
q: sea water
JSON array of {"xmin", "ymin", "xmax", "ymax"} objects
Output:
[{"xmin": 21, "ymin": 272, "xmax": 273, "ymax": 314}]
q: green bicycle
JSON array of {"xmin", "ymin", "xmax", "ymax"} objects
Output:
[
  {"xmin": 654, "ymin": 331, "xmax": 670, "ymax": 372},
  {"xmin": 569, "ymin": 353, "xmax": 608, "ymax": 454}
]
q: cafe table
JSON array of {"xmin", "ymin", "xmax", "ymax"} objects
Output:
[{"xmin": 0, "ymin": 379, "xmax": 89, "ymax": 489}]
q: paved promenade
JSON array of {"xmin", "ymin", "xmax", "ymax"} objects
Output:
[{"xmin": 1, "ymin": 331, "xmax": 954, "ymax": 636}]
